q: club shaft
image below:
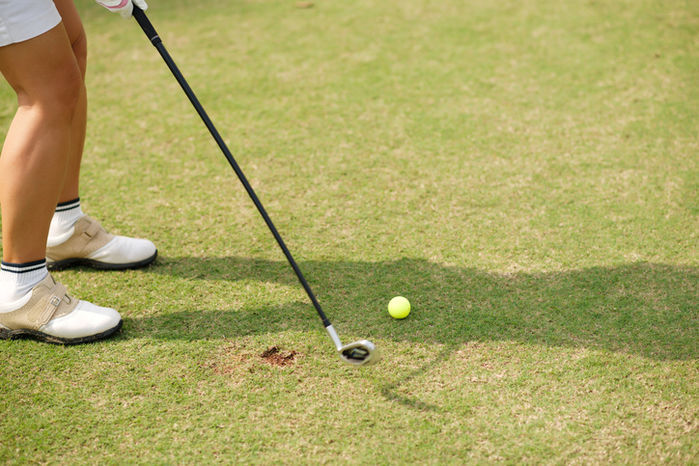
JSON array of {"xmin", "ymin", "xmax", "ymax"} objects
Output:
[{"xmin": 133, "ymin": 8, "xmax": 332, "ymax": 328}]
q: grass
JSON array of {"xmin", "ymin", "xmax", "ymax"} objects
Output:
[{"xmin": 1, "ymin": 0, "xmax": 697, "ymax": 463}]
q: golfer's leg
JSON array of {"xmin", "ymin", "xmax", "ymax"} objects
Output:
[
  {"xmin": 0, "ymin": 23, "xmax": 80, "ymax": 263},
  {"xmin": 54, "ymin": 0, "xmax": 87, "ymax": 203},
  {"xmin": 44, "ymin": 0, "xmax": 157, "ymax": 271},
  {"xmin": 0, "ymin": 23, "xmax": 122, "ymax": 342}
]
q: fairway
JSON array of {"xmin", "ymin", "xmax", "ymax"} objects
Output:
[{"xmin": 1, "ymin": 0, "xmax": 697, "ymax": 463}]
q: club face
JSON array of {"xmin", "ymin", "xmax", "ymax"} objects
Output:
[{"xmin": 339, "ymin": 340, "xmax": 380, "ymax": 366}]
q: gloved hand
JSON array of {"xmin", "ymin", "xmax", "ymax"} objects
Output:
[{"xmin": 95, "ymin": 0, "xmax": 148, "ymax": 19}]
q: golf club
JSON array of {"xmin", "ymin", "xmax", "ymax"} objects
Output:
[{"xmin": 132, "ymin": 6, "xmax": 378, "ymax": 366}]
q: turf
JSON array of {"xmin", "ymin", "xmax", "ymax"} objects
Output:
[{"xmin": 1, "ymin": 0, "xmax": 697, "ymax": 463}]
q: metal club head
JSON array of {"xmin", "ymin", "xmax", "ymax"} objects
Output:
[
  {"xmin": 326, "ymin": 325, "xmax": 380, "ymax": 367},
  {"xmin": 339, "ymin": 339, "xmax": 380, "ymax": 366}
]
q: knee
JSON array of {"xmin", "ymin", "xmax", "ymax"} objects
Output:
[
  {"xmin": 45, "ymin": 61, "xmax": 82, "ymax": 119},
  {"xmin": 18, "ymin": 59, "xmax": 83, "ymax": 121}
]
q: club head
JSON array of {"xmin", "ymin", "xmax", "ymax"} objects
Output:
[{"xmin": 338, "ymin": 340, "xmax": 380, "ymax": 367}]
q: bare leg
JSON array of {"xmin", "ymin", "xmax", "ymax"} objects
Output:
[
  {"xmin": 0, "ymin": 24, "xmax": 82, "ymax": 263},
  {"xmin": 54, "ymin": 0, "xmax": 88, "ymax": 203},
  {"xmin": 42, "ymin": 1, "xmax": 158, "ymax": 271}
]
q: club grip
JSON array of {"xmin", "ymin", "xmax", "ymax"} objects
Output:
[{"xmin": 132, "ymin": 5, "xmax": 161, "ymax": 45}]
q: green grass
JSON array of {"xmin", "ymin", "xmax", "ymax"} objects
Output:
[{"xmin": 1, "ymin": 0, "xmax": 697, "ymax": 463}]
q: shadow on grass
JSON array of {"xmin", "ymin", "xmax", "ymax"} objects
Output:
[
  {"xmin": 129, "ymin": 256, "xmax": 697, "ymax": 362},
  {"xmin": 379, "ymin": 344, "xmax": 457, "ymax": 412}
]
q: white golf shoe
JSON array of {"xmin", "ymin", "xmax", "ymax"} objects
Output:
[
  {"xmin": 46, "ymin": 216, "xmax": 157, "ymax": 270},
  {"xmin": 0, "ymin": 274, "xmax": 122, "ymax": 344}
]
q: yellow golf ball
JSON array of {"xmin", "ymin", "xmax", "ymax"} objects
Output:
[{"xmin": 388, "ymin": 296, "xmax": 410, "ymax": 319}]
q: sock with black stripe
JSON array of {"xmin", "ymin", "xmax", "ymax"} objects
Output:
[
  {"xmin": 0, "ymin": 259, "xmax": 49, "ymax": 313},
  {"xmin": 48, "ymin": 198, "xmax": 84, "ymax": 247}
]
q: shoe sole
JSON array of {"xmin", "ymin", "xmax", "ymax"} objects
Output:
[
  {"xmin": 47, "ymin": 250, "xmax": 158, "ymax": 271},
  {"xmin": 0, "ymin": 319, "xmax": 123, "ymax": 345}
]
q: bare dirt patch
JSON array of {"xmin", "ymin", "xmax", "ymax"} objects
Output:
[
  {"xmin": 260, "ymin": 346, "xmax": 298, "ymax": 366},
  {"xmin": 204, "ymin": 342, "xmax": 300, "ymax": 376}
]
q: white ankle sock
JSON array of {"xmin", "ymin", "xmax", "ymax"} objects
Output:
[
  {"xmin": 48, "ymin": 198, "xmax": 84, "ymax": 247},
  {"xmin": 0, "ymin": 260, "xmax": 49, "ymax": 313}
]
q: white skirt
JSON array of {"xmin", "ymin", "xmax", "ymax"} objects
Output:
[{"xmin": 0, "ymin": 0, "xmax": 62, "ymax": 47}]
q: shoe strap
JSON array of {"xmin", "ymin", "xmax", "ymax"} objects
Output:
[
  {"xmin": 83, "ymin": 216, "xmax": 103, "ymax": 239},
  {"xmin": 0, "ymin": 276, "xmax": 79, "ymax": 331},
  {"xmin": 78, "ymin": 216, "xmax": 114, "ymax": 255},
  {"xmin": 46, "ymin": 216, "xmax": 115, "ymax": 261},
  {"xmin": 36, "ymin": 280, "xmax": 75, "ymax": 327}
]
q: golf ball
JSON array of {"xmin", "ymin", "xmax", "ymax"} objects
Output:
[{"xmin": 388, "ymin": 296, "xmax": 410, "ymax": 319}]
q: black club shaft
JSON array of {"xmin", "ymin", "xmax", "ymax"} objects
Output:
[{"xmin": 132, "ymin": 6, "xmax": 332, "ymax": 329}]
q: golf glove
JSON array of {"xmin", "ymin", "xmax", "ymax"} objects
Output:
[{"xmin": 95, "ymin": 0, "xmax": 148, "ymax": 18}]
